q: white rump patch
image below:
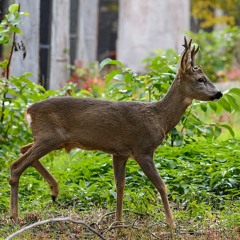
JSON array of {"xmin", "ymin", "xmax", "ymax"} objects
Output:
[{"xmin": 26, "ymin": 114, "xmax": 32, "ymax": 125}]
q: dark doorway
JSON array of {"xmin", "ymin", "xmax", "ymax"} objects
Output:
[
  {"xmin": 98, "ymin": 0, "xmax": 119, "ymax": 61},
  {"xmin": 39, "ymin": 0, "xmax": 52, "ymax": 89}
]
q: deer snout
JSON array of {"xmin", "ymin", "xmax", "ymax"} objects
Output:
[{"xmin": 211, "ymin": 91, "xmax": 223, "ymax": 100}]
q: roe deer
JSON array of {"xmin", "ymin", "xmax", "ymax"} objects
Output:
[{"xmin": 9, "ymin": 37, "xmax": 222, "ymax": 227}]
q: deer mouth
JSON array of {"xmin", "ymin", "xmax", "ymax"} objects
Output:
[{"xmin": 211, "ymin": 91, "xmax": 223, "ymax": 101}]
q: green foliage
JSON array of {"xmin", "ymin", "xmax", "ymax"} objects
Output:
[
  {"xmin": 100, "ymin": 49, "xmax": 240, "ymax": 146},
  {"xmin": 191, "ymin": 0, "xmax": 239, "ymax": 28},
  {"xmin": 0, "ymin": 4, "xmax": 30, "ymax": 147},
  {"xmin": 1, "ymin": 140, "xmax": 239, "ymax": 215},
  {"xmin": 0, "ymin": 74, "xmax": 58, "ymax": 147},
  {"xmin": 102, "ymin": 49, "xmax": 178, "ymax": 102},
  {"xmin": 187, "ymin": 26, "xmax": 240, "ymax": 82},
  {"xmin": 0, "ymin": 4, "xmax": 28, "ymax": 45}
]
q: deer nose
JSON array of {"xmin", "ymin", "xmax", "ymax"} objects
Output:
[{"xmin": 214, "ymin": 91, "xmax": 223, "ymax": 99}]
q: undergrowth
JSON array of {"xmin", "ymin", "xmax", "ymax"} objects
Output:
[{"xmin": 1, "ymin": 139, "xmax": 240, "ymax": 239}]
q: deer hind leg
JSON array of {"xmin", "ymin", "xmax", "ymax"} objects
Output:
[
  {"xmin": 31, "ymin": 160, "xmax": 59, "ymax": 201},
  {"xmin": 134, "ymin": 153, "xmax": 176, "ymax": 228},
  {"xmin": 20, "ymin": 143, "xmax": 62, "ymax": 201},
  {"xmin": 112, "ymin": 155, "xmax": 128, "ymax": 223},
  {"xmin": 9, "ymin": 139, "xmax": 61, "ymax": 223},
  {"xmin": 20, "ymin": 142, "xmax": 34, "ymax": 154}
]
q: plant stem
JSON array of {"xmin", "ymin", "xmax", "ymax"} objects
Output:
[{"xmin": 0, "ymin": 4, "xmax": 20, "ymax": 123}]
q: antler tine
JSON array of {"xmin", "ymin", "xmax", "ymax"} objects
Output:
[
  {"xmin": 188, "ymin": 39, "xmax": 192, "ymax": 48},
  {"xmin": 182, "ymin": 36, "xmax": 188, "ymax": 49},
  {"xmin": 191, "ymin": 45, "xmax": 195, "ymax": 66},
  {"xmin": 191, "ymin": 45, "xmax": 200, "ymax": 67},
  {"xmin": 195, "ymin": 45, "xmax": 200, "ymax": 54},
  {"xmin": 181, "ymin": 36, "xmax": 191, "ymax": 69}
]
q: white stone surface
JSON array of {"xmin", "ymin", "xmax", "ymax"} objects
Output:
[{"xmin": 117, "ymin": 0, "xmax": 190, "ymax": 72}]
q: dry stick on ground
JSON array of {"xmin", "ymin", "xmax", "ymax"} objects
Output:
[
  {"xmin": 97, "ymin": 209, "xmax": 151, "ymax": 226},
  {"xmin": 6, "ymin": 217, "xmax": 107, "ymax": 240},
  {"xmin": 99, "ymin": 210, "xmax": 160, "ymax": 238}
]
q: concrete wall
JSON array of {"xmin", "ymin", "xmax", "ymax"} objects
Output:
[{"xmin": 117, "ymin": 0, "xmax": 190, "ymax": 72}]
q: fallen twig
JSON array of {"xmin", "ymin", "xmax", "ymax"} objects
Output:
[
  {"xmin": 97, "ymin": 208, "xmax": 151, "ymax": 226},
  {"xmin": 6, "ymin": 217, "xmax": 107, "ymax": 240}
]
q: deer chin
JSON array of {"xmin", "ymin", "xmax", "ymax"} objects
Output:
[{"xmin": 183, "ymin": 97, "xmax": 193, "ymax": 105}]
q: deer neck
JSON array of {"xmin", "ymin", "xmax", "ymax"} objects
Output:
[{"xmin": 155, "ymin": 77, "xmax": 192, "ymax": 134}]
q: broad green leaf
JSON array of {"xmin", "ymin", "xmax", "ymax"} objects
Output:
[
  {"xmin": 229, "ymin": 88, "xmax": 240, "ymax": 96},
  {"xmin": 225, "ymin": 93, "xmax": 240, "ymax": 111},
  {"xmin": 124, "ymin": 73, "xmax": 132, "ymax": 83},
  {"xmin": 22, "ymin": 11, "xmax": 29, "ymax": 16},
  {"xmin": 99, "ymin": 58, "xmax": 112, "ymax": 70},
  {"xmin": 9, "ymin": 26, "xmax": 22, "ymax": 34},
  {"xmin": 105, "ymin": 69, "xmax": 122, "ymax": 83},
  {"xmin": 9, "ymin": 4, "xmax": 19, "ymax": 13},
  {"xmin": 99, "ymin": 58, "xmax": 124, "ymax": 71},
  {"xmin": 220, "ymin": 124, "xmax": 235, "ymax": 137},
  {"xmin": 218, "ymin": 98, "xmax": 232, "ymax": 112},
  {"xmin": 200, "ymin": 103, "xmax": 207, "ymax": 112},
  {"xmin": 208, "ymin": 101, "xmax": 217, "ymax": 111},
  {"xmin": 214, "ymin": 125, "xmax": 222, "ymax": 139},
  {"xmin": 114, "ymin": 74, "xmax": 124, "ymax": 81}
]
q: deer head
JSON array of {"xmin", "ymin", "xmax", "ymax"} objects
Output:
[{"xmin": 177, "ymin": 36, "xmax": 222, "ymax": 102}]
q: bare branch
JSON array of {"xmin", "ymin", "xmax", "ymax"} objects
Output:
[
  {"xmin": 6, "ymin": 217, "xmax": 107, "ymax": 240},
  {"xmin": 97, "ymin": 209, "xmax": 151, "ymax": 226}
]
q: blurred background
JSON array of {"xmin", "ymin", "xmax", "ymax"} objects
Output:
[{"xmin": 0, "ymin": 0, "xmax": 240, "ymax": 89}]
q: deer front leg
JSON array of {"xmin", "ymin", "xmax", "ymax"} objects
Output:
[
  {"xmin": 134, "ymin": 153, "xmax": 176, "ymax": 228},
  {"xmin": 31, "ymin": 160, "xmax": 59, "ymax": 201},
  {"xmin": 112, "ymin": 155, "xmax": 128, "ymax": 223}
]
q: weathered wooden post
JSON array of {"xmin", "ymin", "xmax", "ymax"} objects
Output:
[
  {"xmin": 49, "ymin": 0, "xmax": 70, "ymax": 89},
  {"xmin": 76, "ymin": 0, "xmax": 99, "ymax": 64},
  {"xmin": 11, "ymin": 0, "xmax": 40, "ymax": 83}
]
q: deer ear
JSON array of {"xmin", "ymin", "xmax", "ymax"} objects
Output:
[
  {"xmin": 180, "ymin": 48, "xmax": 192, "ymax": 72},
  {"xmin": 179, "ymin": 37, "xmax": 196, "ymax": 73}
]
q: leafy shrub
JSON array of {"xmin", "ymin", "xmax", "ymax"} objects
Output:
[
  {"xmin": 1, "ymin": 140, "xmax": 239, "ymax": 214},
  {"xmin": 100, "ymin": 50, "xmax": 240, "ymax": 146},
  {"xmin": 187, "ymin": 26, "xmax": 240, "ymax": 82}
]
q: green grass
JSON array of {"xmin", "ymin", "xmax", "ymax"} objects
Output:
[{"xmin": 1, "ymin": 139, "xmax": 240, "ymax": 239}]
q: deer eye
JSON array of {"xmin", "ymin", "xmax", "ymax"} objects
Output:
[{"xmin": 198, "ymin": 78, "xmax": 205, "ymax": 83}]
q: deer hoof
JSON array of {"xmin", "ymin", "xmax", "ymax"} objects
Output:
[
  {"xmin": 51, "ymin": 195, "xmax": 57, "ymax": 202},
  {"xmin": 10, "ymin": 215, "xmax": 19, "ymax": 224},
  {"xmin": 166, "ymin": 219, "xmax": 176, "ymax": 229}
]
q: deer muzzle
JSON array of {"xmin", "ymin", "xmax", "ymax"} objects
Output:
[{"xmin": 211, "ymin": 91, "xmax": 223, "ymax": 101}]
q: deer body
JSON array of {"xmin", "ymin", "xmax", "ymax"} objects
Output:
[
  {"xmin": 26, "ymin": 96, "xmax": 182, "ymax": 156},
  {"xmin": 9, "ymin": 38, "xmax": 222, "ymax": 228}
]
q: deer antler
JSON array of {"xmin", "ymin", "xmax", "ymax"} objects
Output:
[
  {"xmin": 190, "ymin": 45, "xmax": 199, "ymax": 67},
  {"xmin": 181, "ymin": 36, "xmax": 192, "ymax": 70},
  {"xmin": 181, "ymin": 37, "xmax": 200, "ymax": 70}
]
